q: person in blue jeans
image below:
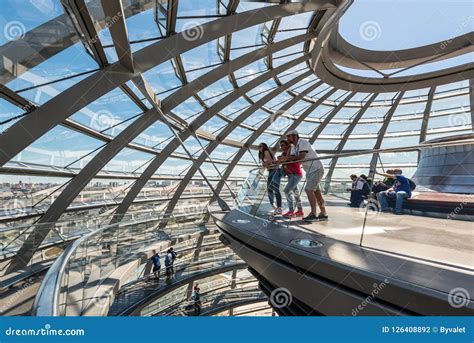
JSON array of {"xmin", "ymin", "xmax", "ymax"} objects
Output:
[
  {"xmin": 375, "ymin": 169, "xmax": 411, "ymax": 215},
  {"xmin": 277, "ymin": 140, "xmax": 304, "ymax": 218},
  {"xmin": 258, "ymin": 143, "xmax": 282, "ymax": 214},
  {"xmin": 151, "ymin": 252, "xmax": 161, "ymax": 280}
]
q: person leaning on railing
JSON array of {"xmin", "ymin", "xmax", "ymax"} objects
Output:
[
  {"xmin": 375, "ymin": 169, "xmax": 412, "ymax": 215},
  {"xmin": 258, "ymin": 142, "xmax": 283, "ymax": 215},
  {"xmin": 151, "ymin": 251, "xmax": 161, "ymax": 280},
  {"xmin": 277, "ymin": 140, "xmax": 304, "ymax": 218},
  {"xmin": 278, "ymin": 130, "xmax": 328, "ymax": 222},
  {"xmin": 192, "ymin": 283, "xmax": 202, "ymax": 316}
]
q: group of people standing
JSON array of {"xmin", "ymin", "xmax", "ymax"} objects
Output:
[
  {"xmin": 150, "ymin": 247, "xmax": 178, "ymax": 282},
  {"xmin": 258, "ymin": 130, "xmax": 328, "ymax": 222},
  {"xmin": 258, "ymin": 129, "xmax": 414, "ymax": 220}
]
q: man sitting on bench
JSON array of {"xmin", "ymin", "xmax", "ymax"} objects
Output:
[
  {"xmin": 375, "ymin": 169, "xmax": 412, "ymax": 215},
  {"xmin": 372, "ymin": 169, "xmax": 395, "ymax": 194},
  {"xmin": 347, "ymin": 174, "xmax": 369, "ymax": 207}
]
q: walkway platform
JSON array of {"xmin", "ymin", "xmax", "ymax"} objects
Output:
[
  {"xmin": 108, "ymin": 257, "xmax": 246, "ymax": 316},
  {"xmin": 211, "ymin": 205, "xmax": 474, "ymax": 316},
  {"xmin": 282, "ymin": 205, "xmax": 473, "ymax": 269}
]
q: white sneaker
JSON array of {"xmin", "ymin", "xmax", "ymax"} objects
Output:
[{"xmin": 274, "ymin": 207, "xmax": 283, "ymax": 215}]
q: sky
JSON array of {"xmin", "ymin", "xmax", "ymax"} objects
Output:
[
  {"xmin": 0, "ymin": 0, "xmax": 471, "ymax": 184},
  {"xmin": 339, "ymin": 0, "xmax": 473, "ymax": 51}
]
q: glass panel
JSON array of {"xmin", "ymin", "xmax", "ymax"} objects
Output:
[
  {"xmin": 0, "ymin": 0, "xmax": 65, "ymax": 46},
  {"xmin": 10, "ymin": 125, "xmax": 103, "ymax": 166},
  {"xmin": 339, "ymin": 1, "xmax": 472, "ymax": 50},
  {"xmin": 0, "ymin": 98, "xmax": 24, "ymax": 132},
  {"xmin": 69, "ymin": 88, "xmax": 143, "ymax": 135}
]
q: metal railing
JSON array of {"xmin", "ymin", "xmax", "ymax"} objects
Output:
[
  {"xmin": 143, "ymin": 275, "xmax": 259, "ymax": 316},
  {"xmin": 233, "ymin": 137, "xmax": 473, "ymax": 272},
  {"xmin": 0, "ymin": 191, "xmax": 236, "ymax": 273},
  {"xmin": 32, "ymin": 210, "xmax": 217, "ymax": 316}
]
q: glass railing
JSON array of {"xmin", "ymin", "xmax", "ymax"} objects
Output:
[
  {"xmin": 33, "ymin": 215, "xmax": 235, "ymax": 316},
  {"xmin": 232, "ymin": 137, "xmax": 473, "ymax": 272},
  {"xmin": 142, "ymin": 274, "xmax": 259, "ymax": 316},
  {"xmin": 0, "ymin": 192, "xmax": 235, "ymax": 278},
  {"xmin": 121, "ymin": 246, "xmax": 237, "ymax": 288}
]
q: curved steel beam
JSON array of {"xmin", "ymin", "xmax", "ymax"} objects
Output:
[
  {"xmin": 311, "ymin": 3, "xmax": 474, "ymax": 91},
  {"xmin": 309, "ymin": 91, "xmax": 356, "ymax": 144},
  {"xmin": 213, "ymin": 85, "xmax": 339, "ymax": 196},
  {"xmin": 368, "ymin": 92, "xmax": 405, "ymax": 169},
  {"xmin": 158, "ymin": 68, "xmax": 313, "ymax": 229},
  {"xmin": 101, "ymin": 0, "xmax": 134, "ymax": 72},
  {"xmin": 316, "ymin": 48, "xmax": 474, "ymax": 92},
  {"xmin": 322, "ymin": 93, "xmax": 378, "ymax": 193},
  {"xmin": 110, "ymin": 46, "xmax": 314, "ymax": 223},
  {"xmin": 419, "ymin": 87, "xmax": 436, "ymax": 144},
  {"xmin": 328, "ymin": 30, "xmax": 474, "ymax": 72},
  {"xmin": 0, "ymin": 1, "xmax": 336, "ymax": 166},
  {"xmin": 0, "ymin": 0, "xmax": 156, "ymax": 84},
  {"xmin": 62, "ymin": 0, "xmax": 108, "ymax": 67}
]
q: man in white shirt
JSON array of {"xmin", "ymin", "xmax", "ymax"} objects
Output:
[{"xmin": 279, "ymin": 130, "xmax": 327, "ymax": 222}]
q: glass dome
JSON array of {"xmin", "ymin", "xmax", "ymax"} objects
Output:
[{"xmin": 0, "ymin": 0, "xmax": 472, "ymax": 267}]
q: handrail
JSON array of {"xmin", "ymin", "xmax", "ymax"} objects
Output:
[
  {"xmin": 33, "ymin": 216, "xmax": 212, "ymax": 316},
  {"xmin": 0, "ymin": 210, "xmax": 207, "ymax": 258},
  {"xmin": 34, "ymin": 225, "xmax": 88, "ymax": 316},
  {"xmin": 156, "ymin": 280, "xmax": 260, "ymax": 316},
  {"xmin": 0, "ymin": 192, "xmax": 235, "ymax": 223},
  {"xmin": 228, "ymin": 135, "xmax": 473, "ymax": 272},
  {"xmin": 34, "ymin": 215, "xmax": 158, "ymax": 316},
  {"xmin": 251, "ymin": 137, "xmax": 474, "ymax": 173}
]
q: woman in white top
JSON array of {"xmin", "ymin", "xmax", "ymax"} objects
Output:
[{"xmin": 258, "ymin": 143, "xmax": 282, "ymax": 214}]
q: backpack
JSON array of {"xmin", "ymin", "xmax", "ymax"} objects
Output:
[
  {"xmin": 408, "ymin": 179, "xmax": 416, "ymax": 191},
  {"xmin": 361, "ymin": 180, "xmax": 370, "ymax": 196},
  {"xmin": 152, "ymin": 255, "xmax": 160, "ymax": 267},
  {"xmin": 165, "ymin": 254, "xmax": 172, "ymax": 266}
]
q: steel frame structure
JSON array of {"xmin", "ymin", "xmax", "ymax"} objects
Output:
[{"xmin": 0, "ymin": 0, "xmax": 472, "ymax": 271}]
